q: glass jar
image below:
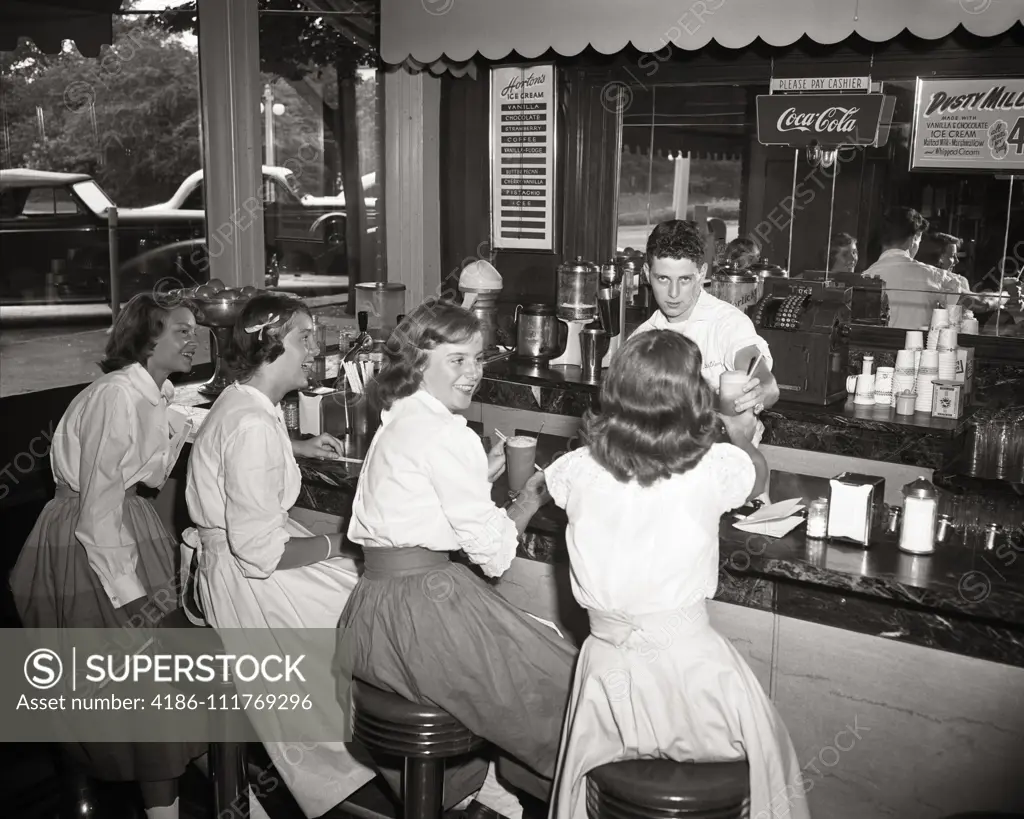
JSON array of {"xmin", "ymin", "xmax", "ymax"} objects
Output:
[
  {"xmin": 556, "ymin": 256, "xmax": 598, "ymax": 322},
  {"xmin": 354, "ymin": 282, "xmax": 407, "ymax": 341},
  {"xmin": 899, "ymin": 477, "xmax": 939, "ymax": 554},
  {"xmin": 807, "ymin": 497, "xmax": 829, "ymax": 538}
]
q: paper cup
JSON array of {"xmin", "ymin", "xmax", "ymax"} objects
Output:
[
  {"xmin": 938, "ymin": 328, "xmax": 958, "ymax": 351},
  {"xmin": 919, "ymin": 350, "xmax": 939, "ymax": 369},
  {"xmin": 930, "ymin": 307, "xmax": 949, "ymax": 329},
  {"xmin": 895, "ymin": 349, "xmax": 916, "ymax": 369},
  {"xmin": 905, "ymin": 330, "xmax": 924, "ymax": 350}
]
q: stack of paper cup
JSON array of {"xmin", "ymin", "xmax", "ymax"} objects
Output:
[
  {"xmin": 937, "ymin": 327, "xmax": 958, "ymax": 352},
  {"xmin": 854, "ymin": 373, "xmax": 876, "ymax": 406},
  {"xmin": 904, "ymin": 330, "xmax": 925, "ymax": 375},
  {"xmin": 873, "ymin": 366, "xmax": 895, "ymax": 405},
  {"xmin": 927, "ymin": 308, "xmax": 949, "ymax": 351},
  {"xmin": 892, "ymin": 350, "xmax": 917, "ymax": 407},
  {"xmin": 947, "ymin": 305, "xmax": 963, "ymax": 328},
  {"xmin": 938, "ymin": 350, "xmax": 957, "ymax": 380},
  {"xmin": 914, "ymin": 350, "xmax": 939, "ymax": 412},
  {"xmin": 904, "ymin": 330, "xmax": 925, "ymax": 350}
]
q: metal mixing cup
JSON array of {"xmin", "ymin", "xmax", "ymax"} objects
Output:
[{"xmin": 580, "ymin": 324, "xmax": 608, "ymax": 382}]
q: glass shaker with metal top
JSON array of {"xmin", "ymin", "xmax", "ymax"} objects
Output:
[{"xmin": 899, "ymin": 477, "xmax": 939, "ymax": 555}]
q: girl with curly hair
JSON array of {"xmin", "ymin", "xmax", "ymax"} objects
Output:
[
  {"xmin": 544, "ymin": 330, "xmax": 809, "ymax": 819},
  {"xmin": 340, "ymin": 300, "xmax": 577, "ymax": 819}
]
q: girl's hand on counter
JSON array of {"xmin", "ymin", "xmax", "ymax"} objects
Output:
[
  {"xmin": 486, "ymin": 438, "xmax": 507, "ymax": 483},
  {"xmin": 293, "ymin": 433, "xmax": 345, "ymax": 460}
]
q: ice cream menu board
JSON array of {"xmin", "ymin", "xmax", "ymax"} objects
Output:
[
  {"xmin": 911, "ymin": 78, "xmax": 1024, "ymax": 172},
  {"xmin": 490, "ymin": 64, "xmax": 556, "ymax": 251}
]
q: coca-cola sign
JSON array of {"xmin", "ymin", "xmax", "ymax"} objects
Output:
[{"xmin": 757, "ymin": 94, "xmax": 888, "ymax": 148}]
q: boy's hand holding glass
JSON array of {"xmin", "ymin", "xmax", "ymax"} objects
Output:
[
  {"xmin": 486, "ymin": 438, "xmax": 507, "ymax": 483},
  {"xmin": 732, "ymin": 376, "xmax": 767, "ymax": 414}
]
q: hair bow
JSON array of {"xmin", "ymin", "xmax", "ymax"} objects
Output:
[{"xmin": 243, "ymin": 313, "xmax": 280, "ymax": 340}]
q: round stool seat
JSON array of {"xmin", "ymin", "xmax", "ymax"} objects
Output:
[
  {"xmin": 352, "ymin": 679, "xmax": 485, "ymax": 759},
  {"xmin": 587, "ymin": 759, "xmax": 750, "ymax": 819}
]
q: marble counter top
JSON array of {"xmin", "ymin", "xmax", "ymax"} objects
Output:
[{"xmin": 285, "ymin": 427, "xmax": 1024, "ymax": 667}]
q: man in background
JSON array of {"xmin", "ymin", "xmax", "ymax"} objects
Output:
[{"xmin": 862, "ymin": 208, "xmax": 970, "ymax": 328}]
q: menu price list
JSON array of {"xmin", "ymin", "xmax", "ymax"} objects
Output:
[{"xmin": 491, "ymin": 65, "xmax": 555, "ymax": 250}]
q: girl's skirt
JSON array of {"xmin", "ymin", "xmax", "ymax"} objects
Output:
[
  {"xmin": 10, "ymin": 485, "xmax": 205, "ymax": 781},
  {"xmin": 337, "ymin": 546, "xmax": 578, "ymax": 805}
]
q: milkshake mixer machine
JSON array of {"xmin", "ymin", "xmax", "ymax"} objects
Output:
[{"xmin": 549, "ymin": 256, "xmax": 599, "ymax": 367}]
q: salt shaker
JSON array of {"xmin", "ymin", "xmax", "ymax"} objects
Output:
[
  {"xmin": 899, "ymin": 477, "xmax": 939, "ymax": 555},
  {"xmin": 807, "ymin": 498, "xmax": 829, "ymax": 538}
]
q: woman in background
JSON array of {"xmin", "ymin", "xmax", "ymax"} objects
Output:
[
  {"xmin": 183, "ymin": 292, "xmax": 375, "ymax": 818},
  {"xmin": 828, "ymin": 232, "xmax": 859, "ymax": 274},
  {"xmin": 11, "ymin": 293, "xmax": 204, "ymax": 819},
  {"xmin": 721, "ymin": 236, "xmax": 761, "ymax": 271},
  {"xmin": 545, "ymin": 330, "xmax": 809, "ymax": 819}
]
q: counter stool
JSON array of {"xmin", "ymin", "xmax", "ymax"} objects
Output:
[
  {"xmin": 587, "ymin": 759, "xmax": 750, "ymax": 819},
  {"xmin": 351, "ymin": 679, "xmax": 485, "ymax": 819},
  {"xmin": 160, "ymin": 608, "xmax": 251, "ymax": 818}
]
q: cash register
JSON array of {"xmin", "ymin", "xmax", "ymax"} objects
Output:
[
  {"xmin": 796, "ymin": 269, "xmax": 889, "ymax": 325},
  {"xmin": 748, "ymin": 277, "xmax": 852, "ymax": 405}
]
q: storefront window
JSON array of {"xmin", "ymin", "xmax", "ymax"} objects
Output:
[
  {"xmin": 615, "ymin": 84, "xmax": 759, "ymax": 257},
  {"xmin": 0, "ymin": 2, "xmax": 206, "ymax": 397},
  {"xmin": 256, "ymin": 6, "xmax": 383, "ymax": 297},
  {"xmin": 1, "ymin": 0, "xmax": 383, "ymax": 397}
]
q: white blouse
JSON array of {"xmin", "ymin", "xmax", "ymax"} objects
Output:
[
  {"xmin": 544, "ymin": 443, "xmax": 754, "ymax": 615},
  {"xmin": 185, "ymin": 384, "xmax": 300, "ymax": 579},
  {"xmin": 50, "ymin": 362, "xmax": 181, "ymax": 608},
  {"xmin": 347, "ymin": 389, "xmax": 518, "ymax": 578}
]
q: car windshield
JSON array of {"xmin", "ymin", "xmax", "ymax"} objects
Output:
[{"xmin": 72, "ymin": 180, "xmax": 114, "ymax": 214}]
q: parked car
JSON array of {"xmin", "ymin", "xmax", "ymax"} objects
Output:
[
  {"xmin": 0, "ymin": 169, "xmax": 277, "ymax": 308},
  {"xmin": 141, "ymin": 165, "xmax": 378, "ymax": 276}
]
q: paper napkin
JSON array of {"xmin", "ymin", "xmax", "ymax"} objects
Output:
[{"xmin": 733, "ymin": 498, "xmax": 806, "ymax": 538}]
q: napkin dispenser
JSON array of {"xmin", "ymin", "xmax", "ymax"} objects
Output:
[
  {"xmin": 298, "ymin": 387, "xmax": 349, "ymax": 437},
  {"xmin": 826, "ymin": 472, "xmax": 885, "ymax": 547}
]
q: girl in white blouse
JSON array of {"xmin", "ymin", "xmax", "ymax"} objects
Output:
[
  {"xmin": 341, "ymin": 301, "xmax": 577, "ymax": 819},
  {"xmin": 183, "ymin": 293, "xmax": 375, "ymax": 818},
  {"xmin": 544, "ymin": 330, "xmax": 810, "ymax": 819},
  {"xmin": 10, "ymin": 293, "xmax": 204, "ymax": 819}
]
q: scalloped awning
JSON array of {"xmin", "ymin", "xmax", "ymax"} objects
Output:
[
  {"xmin": 0, "ymin": 0, "xmax": 122, "ymax": 58},
  {"xmin": 381, "ymin": 0, "xmax": 1024, "ymax": 65}
]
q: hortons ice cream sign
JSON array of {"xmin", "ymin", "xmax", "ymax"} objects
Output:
[
  {"xmin": 911, "ymin": 78, "xmax": 1024, "ymax": 172},
  {"xmin": 756, "ymin": 93, "xmax": 888, "ymax": 148}
]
